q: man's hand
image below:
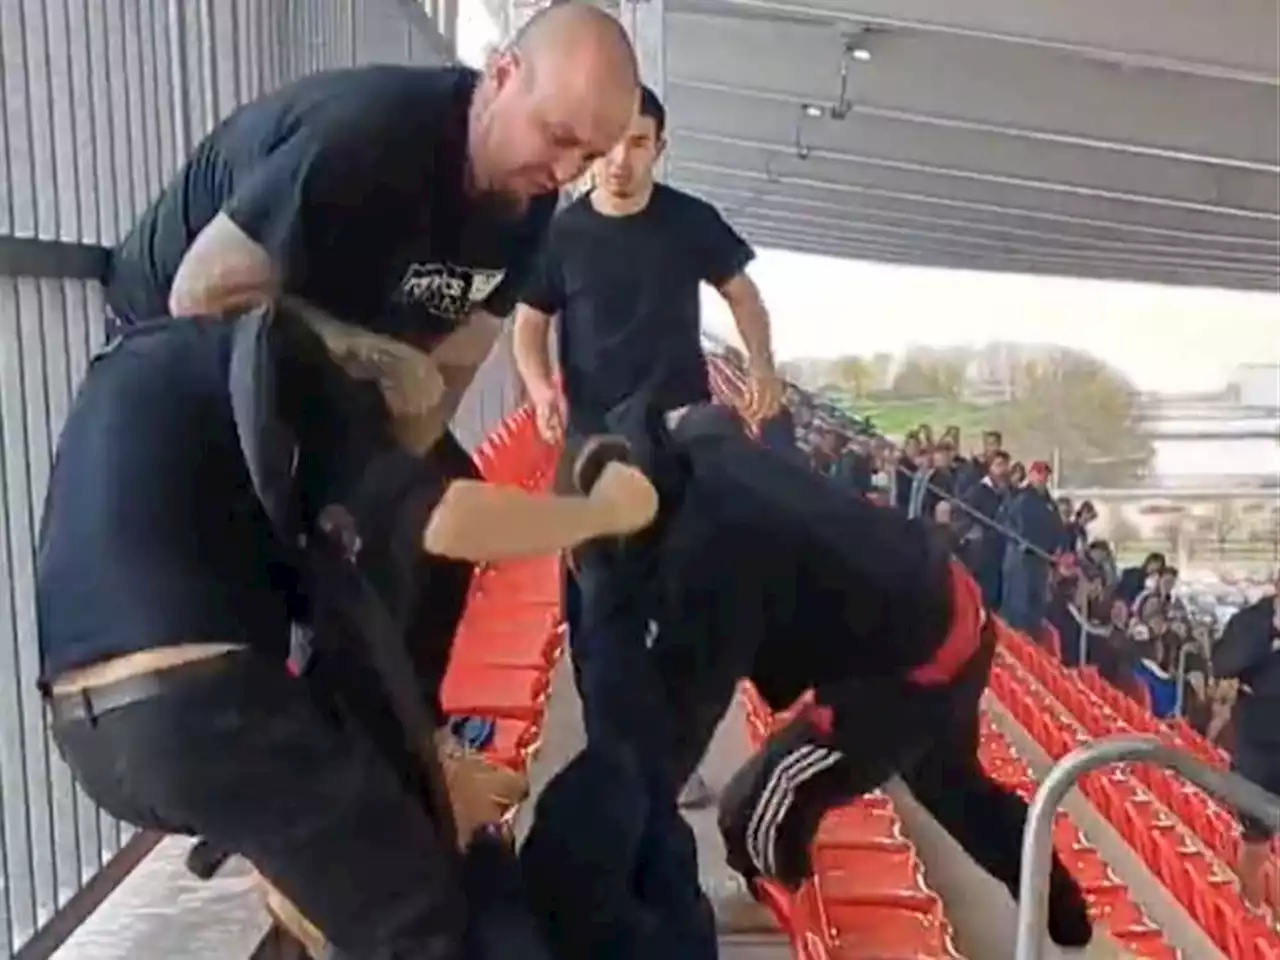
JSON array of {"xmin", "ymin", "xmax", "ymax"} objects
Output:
[
  {"xmin": 743, "ymin": 366, "xmax": 784, "ymax": 424},
  {"xmin": 588, "ymin": 461, "xmax": 659, "ymax": 536},
  {"xmin": 434, "ymin": 729, "xmax": 528, "ymax": 851},
  {"xmin": 529, "ymin": 382, "xmax": 567, "ymax": 445}
]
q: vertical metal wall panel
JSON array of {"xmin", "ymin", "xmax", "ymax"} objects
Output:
[
  {"xmin": 1, "ymin": 0, "xmax": 39, "ymax": 239},
  {"xmin": 0, "ymin": 276, "xmax": 119, "ymax": 958}
]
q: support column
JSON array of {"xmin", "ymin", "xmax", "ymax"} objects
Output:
[
  {"xmin": 440, "ymin": 0, "xmax": 459, "ymax": 50},
  {"xmin": 619, "ymin": 0, "xmax": 666, "ymax": 178}
]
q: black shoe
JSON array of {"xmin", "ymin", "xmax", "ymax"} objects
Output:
[{"xmin": 186, "ymin": 838, "xmax": 232, "ymax": 880}]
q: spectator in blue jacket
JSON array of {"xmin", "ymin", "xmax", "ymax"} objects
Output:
[{"xmin": 957, "ymin": 449, "xmax": 1011, "ymax": 610}]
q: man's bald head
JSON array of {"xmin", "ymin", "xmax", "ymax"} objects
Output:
[
  {"xmin": 468, "ymin": 2, "xmax": 640, "ymax": 206},
  {"xmin": 514, "ymin": 2, "xmax": 639, "ymax": 87}
]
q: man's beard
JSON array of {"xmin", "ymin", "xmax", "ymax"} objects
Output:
[{"xmin": 471, "ymin": 188, "xmax": 528, "ymax": 221}]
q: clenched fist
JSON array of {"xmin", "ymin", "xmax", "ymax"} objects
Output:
[{"xmin": 589, "ymin": 461, "xmax": 660, "ymax": 537}]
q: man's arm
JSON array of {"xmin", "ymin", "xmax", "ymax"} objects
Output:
[
  {"xmin": 512, "ymin": 304, "xmax": 557, "ymax": 399},
  {"xmin": 513, "ymin": 232, "xmax": 569, "ymax": 441},
  {"xmin": 169, "ymin": 214, "xmax": 279, "ymax": 316},
  {"xmin": 421, "ymin": 461, "xmax": 657, "ymax": 562},
  {"xmin": 170, "ymin": 118, "xmax": 405, "ymax": 317},
  {"xmin": 717, "ymin": 271, "xmax": 775, "ymax": 378},
  {"xmin": 691, "ymin": 200, "xmax": 775, "ymax": 379}
]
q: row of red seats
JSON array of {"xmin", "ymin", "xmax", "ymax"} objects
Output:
[
  {"xmin": 739, "ymin": 686, "xmax": 964, "ymax": 959},
  {"xmin": 439, "ymin": 411, "xmax": 565, "ymax": 777},
  {"xmin": 991, "ymin": 634, "xmax": 1279, "ymax": 958},
  {"xmin": 977, "ymin": 715, "xmax": 1177, "ymax": 957},
  {"xmin": 1004, "ymin": 627, "xmax": 1280, "ymax": 915}
]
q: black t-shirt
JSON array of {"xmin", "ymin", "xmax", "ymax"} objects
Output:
[
  {"xmin": 105, "ymin": 65, "xmax": 555, "ymax": 345},
  {"xmin": 36, "ymin": 314, "xmax": 455, "ymax": 681},
  {"xmin": 37, "ymin": 321, "xmax": 294, "ymax": 679},
  {"xmin": 652, "ymin": 417, "xmax": 953, "ymax": 709},
  {"xmin": 519, "ymin": 185, "xmax": 753, "ymax": 434}
]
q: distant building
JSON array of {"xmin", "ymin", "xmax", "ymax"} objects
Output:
[{"xmin": 1232, "ymin": 363, "xmax": 1280, "ymax": 409}]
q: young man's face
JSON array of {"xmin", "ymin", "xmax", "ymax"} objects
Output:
[{"xmin": 593, "ymin": 110, "xmax": 664, "ymax": 199}]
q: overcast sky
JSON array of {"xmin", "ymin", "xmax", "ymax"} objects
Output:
[{"xmin": 459, "ymin": 5, "xmax": 1279, "ymax": 394}]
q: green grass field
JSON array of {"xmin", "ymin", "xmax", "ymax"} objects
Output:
[{"xmin": 826, "ymin": 398, "xmax": 994, "ymax": 439}]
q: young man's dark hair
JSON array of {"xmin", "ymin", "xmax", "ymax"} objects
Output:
[
  {"xmin": 989, "ymin": 449, "xmax": 1011, "ymax": 467},
  {"xmin": 638, "ymin": 85, "xmax": 666, "ymax": 139}
]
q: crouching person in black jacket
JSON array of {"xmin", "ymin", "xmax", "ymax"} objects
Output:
[
  {"xmin": 37, "ymin": 302, "xmax": 658, "ymax": 960},
  {"xmin": 1213, "ymin": 578, "xmax": 1280, "ymax": 917}
]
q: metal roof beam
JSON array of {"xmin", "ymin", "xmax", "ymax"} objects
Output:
[
  {"xmin": 716, "ymin": 207, "xmax": 1280, "ymax": 272},
  {"xmin": 677, "ymin": 181, "xmax": 1280, "ymax": 264},
  {"xmin": 729, "ymin": 213, "xmax": 1280, "ymax": 277},
  {"xmin": 671, "ymin": 165, "xmax": 1280, "ymax": 251},
  {"xmin": 667, "ymin": 86, "xmax": 1280, "ymax": 215},
  {"xmin": 665, "ymin": 13, "xmax": 1280, "ymax": 168},
  {"xmin": 668, "ymin": 140, "xmax": 1280, "ymax": 243},
  {"xmin": 737, "ymin": 227, "xmax": 1280, "ymax": 291},
  {"xmin": 680, "ymin": 0, "xmax": 1280, "ymax": 84}
]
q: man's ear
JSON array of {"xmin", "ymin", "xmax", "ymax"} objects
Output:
[
  {"xmin": 654, "ymin": 136, "xmax": 668, "ymax": 160},
  {"xmin": 486, "ymin": 47, "xmax": 521, "ymax": 92}
]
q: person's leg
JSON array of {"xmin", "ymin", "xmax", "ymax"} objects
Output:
[
  {"xmin": 899, "ymin": 632, "xmax": 1094, "ymax": 949},
  {"xmin": 718, "ymin": 674, "xmax": 937, "ymax": 890},
  {"xmin": 570, "ymin": 559, "xmax": 717, "ymax": 959},
  {"xmin": 522, "ymin": 745, "xmax": 664, "ymax": 960},
  {"xmin": 462, "ymin": 827, "xmax": 556, "ymax": 960},
  {"xmin": 1232, "ymin": 743, "xmax": 1279, "ymax": 915},
  {"xmin": 53, "ymin": 654, "xmax": 470, "ymax": 960},
  {"xmin": 1002, "ymin": 557, "xmax": 1030, "ymax": 632}
]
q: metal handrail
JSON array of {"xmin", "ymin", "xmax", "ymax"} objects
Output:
[
  {"xmin": 0, "ymin": 237, "xmax": 111, "ymax": 280},
  {"xmin": 705, "ymin": 352, "xmax": 1058, "ymax": 563},
  {"xmin": 1013, "ymin": 734, "xmax": 1280, "ymax": 960},
  {"xmin": 1172, "ymin": 641, "xmax": 1205, "ymax": 717}
]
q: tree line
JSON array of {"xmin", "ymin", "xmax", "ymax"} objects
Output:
[{"xmin": 783, "ymin": 343, "xmax": 1155, "ymax": 487}]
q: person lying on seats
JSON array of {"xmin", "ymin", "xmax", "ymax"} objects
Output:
[
  {"xmin": 36, "ymin": 300, "xmax": 658, "ymax": 960},
  {"xmin": 524, "ymin": 405, "xmax": 1133, "ymax": 959}
]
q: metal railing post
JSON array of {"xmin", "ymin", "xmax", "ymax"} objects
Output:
[
  {"xmin": 1173, "ymin": 642, "xmax": 1199, "ymax": 717},
  {"xmin": 1014, "ymin": 735, "xmax": 1280, "ymax": 960}
]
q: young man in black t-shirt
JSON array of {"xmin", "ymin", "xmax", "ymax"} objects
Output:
[
  {"xmin": 511, "ymin": 87, "xmax": 783, "ymax": 953},
  {"xmin": 38, "ymin": 303, "xmax": 660, "ymax": 960},
  {"xmin": 514, "ymin": 86, "xmax": 780, "ymax": 442}
]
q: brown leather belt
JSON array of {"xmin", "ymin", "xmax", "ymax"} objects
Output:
[{"xmin": 47, "ymin": 653, "xmax": 244, "ymax": 725}]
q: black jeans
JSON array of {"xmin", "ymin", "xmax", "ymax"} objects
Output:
[
  {"xmin": 557, "ymin": 560, "xmax": 718, "ymax": 960},
  {"xmin": 1233, "ymin": 735, "xmax": 1280, "ymax": 842},
  {"xmin": 51, "ymin": 652, "xmax": 513, "ymax": 960}
]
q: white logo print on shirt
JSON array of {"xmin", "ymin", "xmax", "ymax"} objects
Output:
[{"xmin": 397, "ymin": 263, "xmax": 506, "ymax": 318}]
